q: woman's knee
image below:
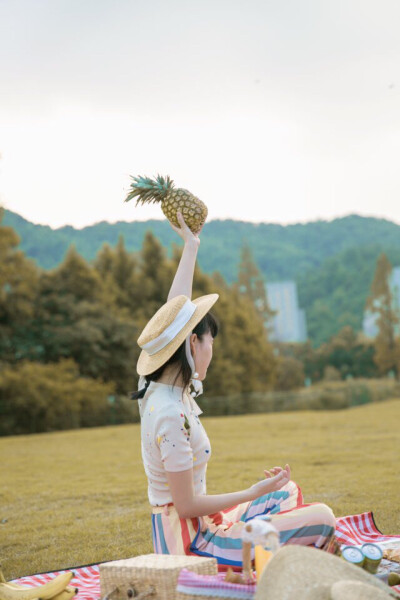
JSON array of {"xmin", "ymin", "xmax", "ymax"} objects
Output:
[{"xmin": 312, "ymin": 503, "xmax": 336, "ymax": 530}]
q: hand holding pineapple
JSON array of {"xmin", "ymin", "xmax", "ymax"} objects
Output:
[
  {"xmin": 170, "ymin": 211, "xmax": 202, "ymax": 248},
  {"xmin": 124, "ymin": 174, "xmax": 208, "ymax": 234}
]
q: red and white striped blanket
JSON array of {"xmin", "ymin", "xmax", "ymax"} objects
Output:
[{"xmin": 12, "ymin": 512, "xmax": 400, "ymax": 598}]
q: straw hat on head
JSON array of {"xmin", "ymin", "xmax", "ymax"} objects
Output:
[
  {"xmin": 255, "ymin": 545, "xmax": 397, "ymax": 600},
  {"xmin": 136, "ymin": 293, "xmax": 219, "ymax": 376}
]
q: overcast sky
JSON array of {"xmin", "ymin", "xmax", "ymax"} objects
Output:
[{"xmin": 1, "ymin": 0, "xmax": 399, "ymax": 229}]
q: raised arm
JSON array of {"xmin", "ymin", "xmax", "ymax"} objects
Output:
[{"xmin": 167, "ymin": 212, "xmax": 202, "ymax": 301}]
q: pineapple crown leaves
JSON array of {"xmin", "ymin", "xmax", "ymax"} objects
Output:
[{"xmin": 124, "ymin": 174, "xmax": 175, "ymax": 205}]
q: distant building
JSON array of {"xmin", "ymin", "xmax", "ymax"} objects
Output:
[
  {"xmin": 363, "ymin": 266, "xmax": 400, "ymax": 338},
  {"xmin": 265, "ymin": 281, "xmax": 308, "ymax": 343}
]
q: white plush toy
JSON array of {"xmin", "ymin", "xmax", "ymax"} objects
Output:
[
  {"xmin": 224, "ymin": 516, "xmax": 280, "ymax": 585},
  {"xmin": 241, "ymin": 516, "xmax": 280, "ymax": 583}
]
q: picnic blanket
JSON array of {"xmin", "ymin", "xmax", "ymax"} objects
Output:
[{"xmin": 12, "ymin": 512, "xmax": 400, "ymax": 598}]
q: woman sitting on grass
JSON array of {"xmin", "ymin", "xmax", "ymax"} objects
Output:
[{"xmin": 132, "ymin": 212, "xmax": 336, "ymax": 569}]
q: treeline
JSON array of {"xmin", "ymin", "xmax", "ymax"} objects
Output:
[
  {"xmin": 5, "ymin": 209, "xmax": 400, "ymax": 346},
  {"xmin": 0, "ymin": 211, "xmax": 276, "ymax": 434},
  {"xmin": 1, "ymin": 210, "xmax": 399, "ymax": 436}
]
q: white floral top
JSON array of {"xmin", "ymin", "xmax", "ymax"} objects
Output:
[{"xmin": 138, "ymin": 380, "xmax": 212, "ymax": 507}]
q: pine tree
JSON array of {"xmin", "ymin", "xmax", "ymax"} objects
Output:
[
  {"xmin": 113, "ymin": 235, "xmax": 137, "ymax": 290},
  {"xmin": 139, "ymin": 231, "xmax": 175, "ymax": 316},
  {"xmin": 0, "ymin": 209, "xmax": 39, "ymax": 362},
  {"xmin": 203, "ymin": 283, "xmax": 277, "ymax": 394},
  {"xmin": 235, "ymin": 243, "xmax": 275, "ymax": 328},
  {"xmin": 94, "ymin": 242, "xmax": 115, "ymax": 279},
  {"xmin": 94, "ymin": 236, "xmax": 140, "ymax": 317},
  {"xmin": 49, "ymin": 245, "xmax": 103, "ymax": 302},
  {"xmin": 366, "ymin": 253, "xmax": 400, "ymax": 377}
]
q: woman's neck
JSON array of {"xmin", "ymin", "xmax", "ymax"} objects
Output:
[{"xmin": 156, "ymin": 366, "xmax": 185, "ymax": 388}]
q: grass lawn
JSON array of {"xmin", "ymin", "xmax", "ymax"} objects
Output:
[{"xmin": 1, "ymin": 399, "xmax": 399, "ymax": 580}]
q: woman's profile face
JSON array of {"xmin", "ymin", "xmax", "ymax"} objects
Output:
[{"xmin": 191, "ymin": 331, "xmax": 214, "ymax": 381}]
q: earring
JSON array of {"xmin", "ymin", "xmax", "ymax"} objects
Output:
[{"xmin": 193, "ymin": 372, "xmax": 199, "ymax": 379}]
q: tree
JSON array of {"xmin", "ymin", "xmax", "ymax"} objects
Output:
[
  {"xmin": 278, "ymin": 341, "xmax": 324, "ymax": 383},
  {"xmin": 274, "ymin": 356, "xmax": 305, "ymax": 391},
  {"xmin": 277, "ymin": 326, "xmax": 379, "ymax": 382},
  {"xmin": 139, "ymin": 231, "xmax": 175, "ymax": 319},
  {"xmin": 200, "ymin": 285, "xmax": 277, "ymax": 395},
  {"xmin": 320, "ymin": 326, "xmax": 378, "ymax": 380},
  {"xmin": 323, "ymin": 365, "xmax": 341, "ymax": 381},
  {"xmin": 0, "ymin": 359, "xmax": 115, "ymax": 435},
  {"xmin": 234, "ymin": 243, "xmax": 275, "ymax": 330},
  {"xmin": 0, "ymin": 209, "xmax": 39, "ymax": 363},
  {"xmin": 306, "ymin": 300, "xmax": 336, "ymax": 349},
  {"xmin": 94, "ymin": 236, "xmax": 141, "ymax": 318},
  {"xmin": 366, "ymin": 253, "xmax": 400, "ymax": 377},
  {"xmin": 48, "ymin": 245, "xmax": 103, "ymax": 302}
]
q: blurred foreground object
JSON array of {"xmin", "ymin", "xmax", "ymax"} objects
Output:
[
  {"xmin": 241, "ymin": 516, "xmax": 280, "ymax": 583},
  {"xmin": 254, "ymin": 545, "xmax": 395, "ymax": 600}
]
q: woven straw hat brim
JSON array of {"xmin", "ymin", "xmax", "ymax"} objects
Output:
[
  {"xmin": 254, "ymin": 545, "xmax": 397, "ymax": 600},
  {"xmin": 136, "ymin": 293, "xmax": 219, "ymax": 376},
  {"xmin": 331, "ymin": 580, "xmax": 393, "ymax": 600},
  {"xmin": 303, "ymin": 583, "xmax": 331, "ymax": 600}
]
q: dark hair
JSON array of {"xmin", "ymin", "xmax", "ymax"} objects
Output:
[{"xmin": 131, "ymin": 311, "xmax": 219, "ymax": 400}]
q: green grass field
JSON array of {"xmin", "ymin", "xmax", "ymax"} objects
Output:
[{"xmin": 1, "ymin": 399, "xmax": 399, "ymax": 580}]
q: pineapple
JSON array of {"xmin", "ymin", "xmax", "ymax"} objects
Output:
[{"xmin": 124, "ymin": 174, "xmax": 208, "ymax": 233}]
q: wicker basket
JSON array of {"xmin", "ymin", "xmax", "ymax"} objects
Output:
[{"xmin": 99, "ymin": 554, "xmax": 218, "ymax": 600}]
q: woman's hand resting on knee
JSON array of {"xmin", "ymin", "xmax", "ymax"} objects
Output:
[{"xmin": 248, "ymin": 464, "xmax": 291, "ymax": 500}]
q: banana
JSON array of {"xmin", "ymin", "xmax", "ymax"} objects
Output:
[
  {"xmin": 0, "ymin": 572, "xmax": 74, "ymax": 600},
  {"xmin": 48, "ymin": 586, "xmax": 78, "ymax": 600},
  {"xmin": 0, "ymin": 572, "xmax": 40, "ymax": 592},
  {"xmin": 0, "ymin": 584, "xmax": 33, "ymax": 592},
  {"xmin": 0, "ymin": 584, "xmax": 77, "ymax": 600},
  {"xmin": 0, "ymin": 584, "xmax": 39, "ymax": 600}
]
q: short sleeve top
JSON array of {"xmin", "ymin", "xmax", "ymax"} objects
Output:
[{"xmin": 138, "ymin": 381, "xmax": 212, "ymax": 506}]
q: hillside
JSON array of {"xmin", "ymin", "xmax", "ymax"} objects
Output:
[
  {"xmin": 4, "ymin": 210, "xmax": 400, "ymax": 278},
  {"xmin": 4, "ymin": 209, "xmax": 400, "ymax": 345}
]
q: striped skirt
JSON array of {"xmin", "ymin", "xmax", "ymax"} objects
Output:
[{"xmin": 151, "ymin": 481, "xmax": 336, "ymax": 568}]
